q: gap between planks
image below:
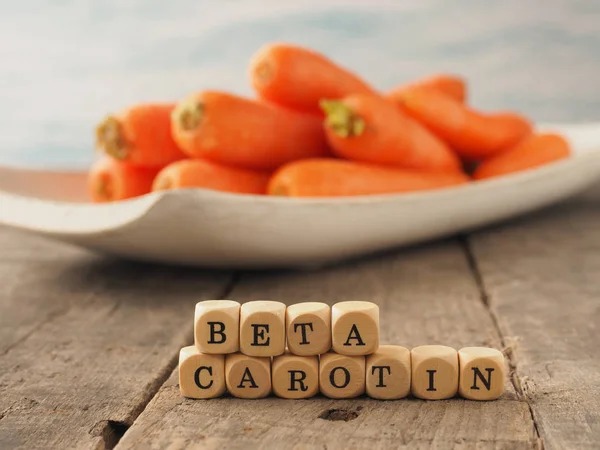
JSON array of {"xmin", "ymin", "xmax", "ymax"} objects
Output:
[
  {"xmin": 119, "ymin": 243, "xmax": 542, "ymax": 449},
  {"xmin": 459, "ymin": 235, "xmax": 543, "ymax": 447},
  {"xmin": 99, "ymin": 272, "xmax": 242, "ymax": 450}
]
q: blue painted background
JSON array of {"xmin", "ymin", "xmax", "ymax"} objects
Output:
[{"xmin": 0, "ymin": 0, "xmax": 599, "ymax": 169}]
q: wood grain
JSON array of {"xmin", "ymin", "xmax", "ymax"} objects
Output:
[
  {"xmin": 0, "ymin": 227, "xmax": 232, "ymax": 449},
  {"xmin": 117, "ymin": 242, "xmax": 538, "ymax": 450},
  {"xmin": 6, "ymin": 187, "xmax": 598, "ymax": 449},
  {"xmin": 468, "ymin": 189, "xmax": 600, "ymax": 450}
]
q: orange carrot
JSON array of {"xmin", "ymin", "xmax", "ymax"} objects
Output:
[
  {"xmin": 249, "ymin": 43, "xmax": 375, "ymax": 114},
  {"xmin": 96, "ymin": 103, "xmax": 186, "ymax": 167},
  {"xmin": 474, "ymin": 133, "xmax": 571, "ymax": 180},
  {"xmin": 171, "ymin": 91, "xmax": 330, "ymax": 171},
  {"xmin": 401, "ymin": 89, "xmax": 533, "ymax": 160},
  {"xmin": 153, "ymin": 159, "xmax": 270, "ymax": 195},
  {"xmin": 268, "ymin": 158, "xmax": 469, "ymax": 197},
  {"xmin": 387, "ymin": 74, "xmax": 467, "ymax": 103},
  {"xmin": 88, "ymin": 158, "xmax": 159, "ymax": 203},
  {"xmin": 320, "ymin": 94, "xmax": 462, "ymax": 172}
]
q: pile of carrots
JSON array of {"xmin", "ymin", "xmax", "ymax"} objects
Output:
[{"xmin": 90, "ymin": 42, "xmax": 571, "ymax": 202}]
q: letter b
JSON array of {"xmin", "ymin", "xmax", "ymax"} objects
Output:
[{"xmin": 207, "ymin": 321, "xmax": 226, "ymax": 344}]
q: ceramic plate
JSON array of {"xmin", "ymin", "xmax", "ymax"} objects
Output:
[{"xmin": 0, "ymin": 122, "xmax": 599, "ymax": 269}]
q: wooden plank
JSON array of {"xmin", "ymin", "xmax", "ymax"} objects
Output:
[
  {"xmin": 0, "ymin": 227, "xmax": 233, "ymax": 450},
  {"xmin": 467, "ymin": 188, "xmax": 600, "ymax": 450},
  {"xmin": 117, "ymin": 241, "xmax": 538, "ymax": 450}
]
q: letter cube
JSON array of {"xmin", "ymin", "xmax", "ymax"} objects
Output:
[
  {"xmin": 286, "ymin": 302, "xmax": 331, "ymax": 356},
  {"xmin": 332, "ymin": 301, "xmax": 379, "ymax": 356},
  {"xmin": 194, "ymin": 300, "xmax": 240, "ymax": 354},
  {"xmin": 411, "ymin": 345, "xmax": 459, "ymax": 400},
  {"xmin": 366, "ymin": 345, "xmax": 411, "ymax": 400},
  {"xmin": 240, "ymin": 300, "xmax": 286, "ymax": 357},
  {"xmin": 272, "ymin": 350, "xmax": 319, "ymax": 399},
  {"xmin": 225, "ymin": 353, "xmax": 272, "ymax": 399},
  {"xmin": 178, "ymin": 346, "xmax": 225, "ymax": 399},
  {"xmin": 319, "ymin": 352, "xmax": 365, "ymax": 399},
  {"xmin": 458, "ymin": 347, "xmax": 505, "ymax": 400}
]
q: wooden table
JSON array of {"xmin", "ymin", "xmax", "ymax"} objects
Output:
[{"xmin": 1, "ymin": 183, "xmax": 599, "ymax": 449}]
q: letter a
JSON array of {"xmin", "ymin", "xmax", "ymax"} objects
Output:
[{"xmin": 342, "ymin": 324, "xmax": 366, "ymax": 347}]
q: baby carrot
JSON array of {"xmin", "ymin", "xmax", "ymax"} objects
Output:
[
  {"xmin": 249, "ymin": 43, "xmax": 375, "ymax": 114},
  {"xmin": 268, "ymin": 158, "xmax": 469, "ymax": 197},
  {"xmin": 96, "ymin": 103, "xmax": 186, "ymax": 167},
  {"xmin": 401, "ymin": 89, "xmax": 533, "ymax": 160},
  {"xmin": 387, "ymin": 74, "xmax": 467, "ymax": 103},
  {"xmin": 473, "ymin": 133, "xmax": 571, "ymax": 180},
  {"xmin": 320, "ymin": 94, "xmax": 462, "ymax": 172},
  {"xmin": 153, "ymin": 159, "xmax": 270, "ymax": 195},
  {"xmin": 88, "ymin": 158, "xmax": 160, "ymax": 203},
  {"xmin": 171, "ymin": 91, "xmax": 330, "ymax": 171}
]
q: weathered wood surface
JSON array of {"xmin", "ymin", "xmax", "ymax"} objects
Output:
[
  {"xmin": 469, "ymin": 190, "xmax": 600, "ymax": 450},
  {"xmin": 3, "ymin": 190, "xmax": 600, "ymax": 449},
  {"xmin": 0, "ymin": 228, "xmax": 233, "ymax": 449},
  {"xmin": 116, "ymin": 242, "xmax": 537, "ymax": 450}
]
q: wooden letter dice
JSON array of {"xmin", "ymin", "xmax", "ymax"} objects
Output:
[
  {"xmin": 240, "ymin": 301, "xmax": 286, "ymax": 357},
  {"xmin": 366, "ymin": 345, "xmax": 411, "ymax": 400},
  {"xmin": 458, "ymin": 347, "xmax": 505, "ymax": 400},
  {"xmin": 411, "ymin": 345, "xmax": 459, "ymax": 400},
  {"xmin": 319, "ymin": 352, "xmax": 365, "ymax": 399},
  {"xmin": 225, "ymin": 353, "xmax": 271, "ymax": 399},
  {"xmin": 179, "ymin": 346, "xmax": 225, "ymax": 399},
  {"xmin": 332, "ymin": 301, "xmax": 379, "ymax": 356},
  {"xmin": 194, "ymin": 300, "xmax": 240, "ymax": 354},
  {"xmin": 286, "ymin": 302, "xmax": 331, "ymax": 356},
  {"xmin": 272, "ymin": 351, "xmax": 319, "ymax": 399}
]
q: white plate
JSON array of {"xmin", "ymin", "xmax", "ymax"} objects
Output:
[{"xmin": 1, "ymin": 122, "xmax": 599, "ymax": 269}]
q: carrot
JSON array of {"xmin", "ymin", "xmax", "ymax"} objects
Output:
[
  {"xmin": 96, "ymin": 103, "xmax": 186, "ymax": 167},
  {"xmin": 153, "ymin": 159, "xmax": 270, "ymax": 195},
  {"xmin": 474, "ymin": 133, "xmax": 571, "ymax": 180},
  {"xmin": 171, "ymin": 91, "xmax": 330, "ymax": 171},
  {"xmin": 268, "ymin": 158, "xmax": 469, "ymax": 197},
  {"xmin": 401, "ymin": 89, "xmax": 533, "ymax": 160},
  {"xmin": 88, "ymin": 158, "xmax": 159, "ymax": 203},
  {"xmin": 249, "ymin": 43, "xmax": 375, "ymax": 114},
  {"xmin": 320, "ymin": 94, "xmax": 462, "ymax": 172},
  {"xmin": 387, "ymin": 74, "xmax": 467, "ymax": 103}
]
